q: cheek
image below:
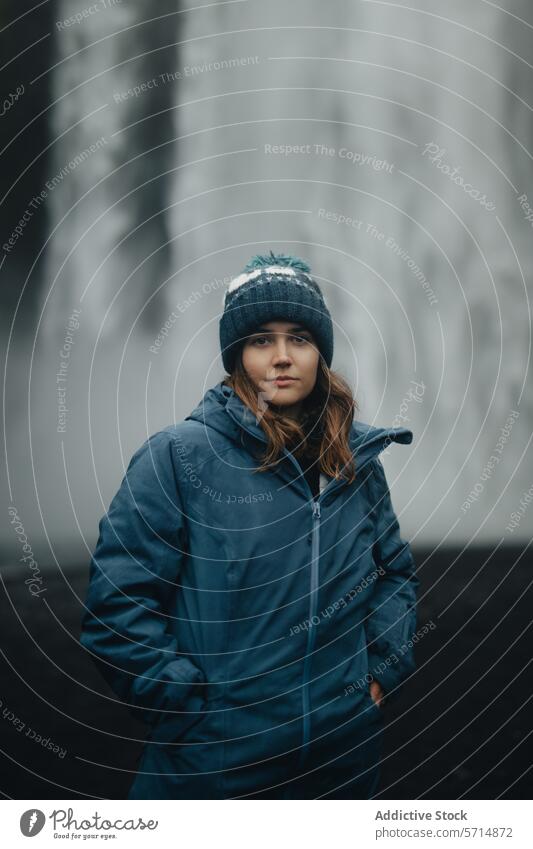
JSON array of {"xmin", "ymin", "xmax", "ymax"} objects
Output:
[
  {"xmin": 294, "ymin": 359, "xmax": 318, "ymax": 394},
  {"xmin": 241, "ymin": 347, "xmax": 268, "ymax": 380},
  {"xmin": 298, "ymin": 347, "xmax": 320, "ymax": 373},
  {"xmin": 241, "ymin": 347, "xmax": 259, "ymax": 371}
]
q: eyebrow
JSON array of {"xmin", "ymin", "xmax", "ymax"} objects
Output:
[{"xmin": 253, "ymin": 325, "xmax": 311, "ymax": 334}]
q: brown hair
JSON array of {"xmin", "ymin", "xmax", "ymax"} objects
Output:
[{"xmin": 223, "ymin": 352, "xmax": 359, "ymax": 483}]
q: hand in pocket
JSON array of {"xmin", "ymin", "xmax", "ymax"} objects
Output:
[{"xmin": 369, "ymin": 679, "xmax": 384, "ymax": 708}]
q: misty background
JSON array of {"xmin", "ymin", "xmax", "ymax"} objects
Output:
[
  {"xmin": 2, "ymin": 1, "xmax": 532, "ymax": 560},
  {"xmin": 0, "ymin": 0, "xmax": 531, "ymax": 800}
]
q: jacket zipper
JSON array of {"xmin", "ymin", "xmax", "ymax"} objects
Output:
[
  {"xmin": 224, "ymin": 401, "xmax": 378, "ymax": 761},
  {"xmin": 299, "ymin": 497, "xmax": 321, "ymax": 765}
]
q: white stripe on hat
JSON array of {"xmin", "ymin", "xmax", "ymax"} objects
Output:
[{"xmin": 227, "ymin": 265, "xmax": 304, "ymax": 294}]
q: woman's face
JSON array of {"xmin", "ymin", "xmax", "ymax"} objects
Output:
[{"xmin": 241, "ymin": 320, "xmax": 320, "ymax": 419}]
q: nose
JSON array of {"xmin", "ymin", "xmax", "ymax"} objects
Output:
[{"xmin": 271, "ymin": 335, "xmax": 292, "ymax": 365}]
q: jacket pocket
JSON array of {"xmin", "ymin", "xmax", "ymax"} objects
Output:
[{"xmin": 147, "ymin": 688, "xmax": 208, "ymax": 744}]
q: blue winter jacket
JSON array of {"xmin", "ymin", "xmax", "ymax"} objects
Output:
[{"xmin": 80, "ymin": 380, "xmax": 418, "ymax": 799}]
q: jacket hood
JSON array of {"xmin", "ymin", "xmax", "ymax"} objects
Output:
[{"xmin": 185, "ymin": 381, "xmax": 413, "ymax": 468}]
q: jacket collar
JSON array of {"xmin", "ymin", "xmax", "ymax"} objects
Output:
[
  {"xmin": 186, "ymin": 381, "xmax": 413, "ymax": 495},
  {"xmin": 219, "ymin": 381, "xmax": 412, "ymax": 462}
]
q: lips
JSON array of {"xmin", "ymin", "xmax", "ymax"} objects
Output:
[{"xmin": 272, "ymin": 377, "xmax": 297, "ymax": 383}]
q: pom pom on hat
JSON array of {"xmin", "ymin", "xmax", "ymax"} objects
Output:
[{"xmin": 243, "ymin": 251, "xmax": 311, "ymax": 274}]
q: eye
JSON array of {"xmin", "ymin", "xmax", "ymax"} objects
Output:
[
  {"xmin": 291, "ymin": 335, "xmax": 310, "ymax": 344},
  {"xmin": 250, "ymin": 335, "xmax": 269, "ymax": 346}
]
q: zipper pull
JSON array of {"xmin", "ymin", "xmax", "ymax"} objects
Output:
[{"xmin": 313, "ymin": 500, "xmax": 321, "ymax": 519}]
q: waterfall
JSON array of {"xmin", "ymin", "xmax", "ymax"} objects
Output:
[{"xmin": 8, "ymin": 0, "xmax": 529, "ymax": 558}]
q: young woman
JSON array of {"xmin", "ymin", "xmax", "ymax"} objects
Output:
[{"xmin": 80, "ymin": 252, "xmax": 419, "ymax": 800}]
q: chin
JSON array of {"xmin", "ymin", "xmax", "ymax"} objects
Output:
[
  {"xmin": 272, "ymin": 399, "xmax": 298, "ymax": 408},
  {"xmin": 270, "ymin": 388, "xmax": 300, "ymax": 401}
]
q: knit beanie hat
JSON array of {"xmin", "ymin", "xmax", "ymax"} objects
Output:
[{"xmin": 219, "ymin": 251, "xmax": 334, "ymax": 373}]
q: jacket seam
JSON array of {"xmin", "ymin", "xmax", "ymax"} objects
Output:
[
  {"xmin": 169, "ymin": 430, "xmax": 230, "ymax": 793},
  {"xmin": 366, "ymin": 458, "xmax": 417, "ymax": 675},
  {"xmin": 367, "ymin": 457, "xmax": 387, "ymax": 525}
]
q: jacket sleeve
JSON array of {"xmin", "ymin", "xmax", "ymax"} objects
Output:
[
  {"xmin": 79, "ymin": 430, "xmax": 204, "ymax": 727},
  {"xmin": 365, "ymin": 456, "xmax": 419, "ymax": 698}
]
